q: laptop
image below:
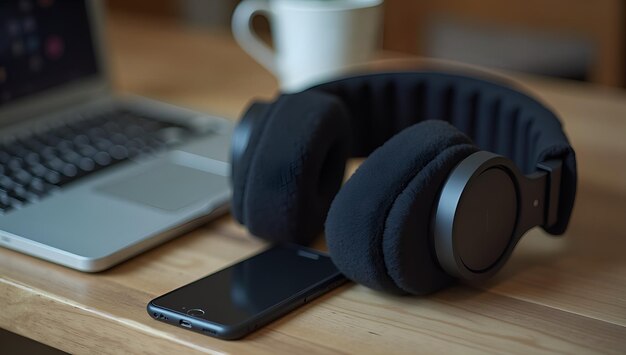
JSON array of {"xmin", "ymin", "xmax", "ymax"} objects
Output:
[{"xmin": 0, "ymin": 0, "xmax": 232, "ymax": 271}]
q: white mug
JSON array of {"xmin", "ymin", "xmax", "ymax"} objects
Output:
[{"xmin": 232, "ymin": 0, "xmax": 383, "ymax": 92}]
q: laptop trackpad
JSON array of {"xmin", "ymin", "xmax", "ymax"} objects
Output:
[{"xmin": 97, "ymin": 162, "xmax": 228, "ymax": 211}]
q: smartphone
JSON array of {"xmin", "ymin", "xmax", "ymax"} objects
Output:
[{"xmin": 147, "ymin": 244, "xmax": 347, "ymax": 340}]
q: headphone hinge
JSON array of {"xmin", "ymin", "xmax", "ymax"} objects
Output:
[{"xmin": 537, "ymin": 160, "xmax": 563, "ymax": 228}]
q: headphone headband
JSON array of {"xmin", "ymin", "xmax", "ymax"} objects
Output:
[{"xmin": 306, "ymin": 71, "xmax": 576, "ymax": 234}]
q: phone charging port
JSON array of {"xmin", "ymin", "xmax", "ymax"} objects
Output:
[{"xmin": 179, "ymin": 319, "xmax": 192, "ymax": 328}]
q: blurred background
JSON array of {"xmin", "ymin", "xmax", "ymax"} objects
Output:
[{"xmin": 105, "ymin": 0, "xmax": 626, "ymax": 88}]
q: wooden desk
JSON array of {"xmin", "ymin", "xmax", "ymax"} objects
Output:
[{"xmin": 2, "ymin": 14, "xmax": 625, "ymax": 354}]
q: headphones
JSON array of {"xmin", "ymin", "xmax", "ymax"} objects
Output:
[{"xmin": 231, "ymin": 71, "xmax": 577, "ymax": 295}]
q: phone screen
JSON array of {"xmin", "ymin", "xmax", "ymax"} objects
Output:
[{"xmin": 149, "ymin": 245, "xmax": 344, "ymax": 336}]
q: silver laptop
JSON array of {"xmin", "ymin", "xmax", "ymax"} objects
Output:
[{"xmin": 0, "ymin": 0, "xmax": 232, "ymax": 271}]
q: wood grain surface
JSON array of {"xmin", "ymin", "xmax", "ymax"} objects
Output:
[{"xmin": 1, "ymin": 14, "xmax": 625, "ymax": 354}]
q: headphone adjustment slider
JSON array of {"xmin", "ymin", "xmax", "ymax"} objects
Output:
[{"xmin": 537, "ymin": 160, "xmax": 563, "ymax": 228}]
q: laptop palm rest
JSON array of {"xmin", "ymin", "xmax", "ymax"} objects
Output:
[{"xmin": 97, "ymin": 162, "xmax": 228, "ymax": 211}]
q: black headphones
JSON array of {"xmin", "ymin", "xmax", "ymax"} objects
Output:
[{"xmin": 231, "ymin": 71, "xmax": 577, "ymax": 295}]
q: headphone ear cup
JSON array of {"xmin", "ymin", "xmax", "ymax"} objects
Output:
[
  {"xmin": 231, "ymin": 102, "xmax": 272, "ymax": 225},
  {"xmin": 240, "ymin": 92, "xmax": 351, "ymax": 244},
  {"xmin": 325, "ymin": 120, "xmax": 479, "ymax": 294}
]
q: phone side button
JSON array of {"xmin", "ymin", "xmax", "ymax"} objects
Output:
[{"xmin": 304, "ymin": 289, "xmax": 324, "ymax": 304}]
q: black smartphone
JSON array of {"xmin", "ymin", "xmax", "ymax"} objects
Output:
[{"xmin": 147, "ymin": 244, "xmax": 347, "ymax": 340}]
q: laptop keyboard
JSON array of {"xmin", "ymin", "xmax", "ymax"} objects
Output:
[{"xmin": 0, "ymin": 110, "xmax": 193, "ymax": 214}]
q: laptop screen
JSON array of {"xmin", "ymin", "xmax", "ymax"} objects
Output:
[{"xmin": 0, "ymin": 0, "xmax": 99, "ymax": 107}]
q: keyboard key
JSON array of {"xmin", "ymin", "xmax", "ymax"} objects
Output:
[
  {"xmin": 28, "ymin": 163, "xmax": 49, "ymax": 177},
  {"xmin": 78, "ymin": 145, "xmax": 98, "ymax": 157},
  {"xmin": 28, "ymin": 178, "xmax": 51, "ymax": 195},
  {"xmin": 109, "ymin": 145, "xmax": 128, "ymax": 160},
  {"xmin": 45, "ymin": 158, "xmax": 65, "ymax": 172},
  {"xmin": 44, "ymin": 171, "xmax": 61, "ymax": 185},
  {"xmin": 61, "ymin": 150, "xmax": 82, "ymax": 164},
  {"xmin": 0, "ymin": 190, "xmax": 11, "ymax": 205},
  {"xmin": 24, "ymin": 151, "xmax": 40, "ymax": 165},
  {"xmin": 77, "ymin": 157, "xmax": 95, "ymax": 172},
  {"xmin": 61, "ymin": 164, "xmax": 78, "ymax": 178},
  {"xmin": 94, "ymin": 138, "xmax": 112, "ymax": 151},
  {"xmin": 56, "ymin": 139, "xmax": 73, "ymax": 153},
  {"xmin": 7, "ymin": 157, "xmax": 24, "ymax": 171},
  {"xmin": 9, "ymin": 186, "xmax": 28, "ymax": 203},
  {"xmin": 93, "ymin": 151, "xmax": 111, "ymax": 166},
  {"xmin": 0, "ymin": 175, "xmax": 14, "ymax": 190},
  {"xmin": 12, "ymin": 169, "xmax": 32, "ymax": 185}
]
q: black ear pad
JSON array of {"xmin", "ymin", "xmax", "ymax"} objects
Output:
[
  {"xmin": 325, "ymin": 120, "xmax": 479, "ymax": 294},
  {"xmin": 238, "ymin": 91, "xmax": 351, "ymax": 244}
]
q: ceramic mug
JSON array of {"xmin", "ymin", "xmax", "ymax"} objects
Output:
[{"xmin": 232, "ymin": 0, "xmax": 383, "ymax": 92}]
